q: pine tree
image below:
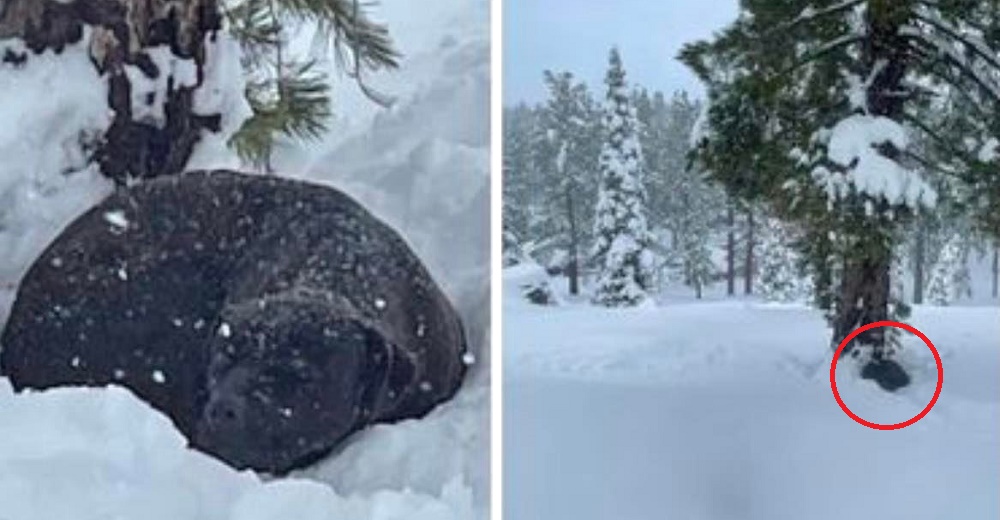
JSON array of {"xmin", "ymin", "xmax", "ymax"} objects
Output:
[
  {"xmin": 926, "ymin": 232, "xmax": 966, "ymax": 305},
  {"xmin": 633, "ymin": 88, "xmax": 720, "ymax": 295},
  {"xmin": 503, "ymin": 103, "xmax": 542, "ymax": 248},
  {"xmin": 756, "ymin": 215, "xmax": 812, "ymax": 302},
  {"xmin": 672, "ymin": 172, "xmax": 721, "ymax": 299},
  {"xmin": 591, "ymin": 48, "xmax": 655, "ymax": 307},
  {"xmin": 682, "ymin": 1, "xmax": 1000, "ymax": 389},
  {"xmin": 535, "ymin": 71, "xmax": 602, "ymax": 294}
]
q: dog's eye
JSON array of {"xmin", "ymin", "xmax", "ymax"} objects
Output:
[{"xmin": 259, "ymin": 366, "xmax": 309, "ymax": 387}]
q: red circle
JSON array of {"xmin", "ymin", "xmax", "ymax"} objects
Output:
[{"xmin": 829, "ymin": 320, "xmax": 943, "ymax": 430}]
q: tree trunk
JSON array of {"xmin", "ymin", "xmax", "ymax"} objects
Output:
[
  {"xmin": 992, "ymin": 245, "xmax": 998, "ymax": 299},
  {"xmin": 744, "ymin": 209, "xmax": 754, "ymax": 295},
  {"xmin": 565, "ymin": 187, "xmax": 580, "ymax": 296},
  {"xmin": 726, "ymin": 203, "xmax": 736, "ymax": 296},
  {"xmin": 913, "ymin": 222, "xmax": 925, "ymax": 304},
  {"xmin": 0, "ymin": 0, "xmax": 225, "ymax": 185},
  {"xmin": 833, "ymin": 241, "xmax": 891, "ymax": 359}
]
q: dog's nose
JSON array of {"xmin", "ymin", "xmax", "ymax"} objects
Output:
[{"xmin": 205, "ymin": 394, "xmax": 245, "ymax": 427}]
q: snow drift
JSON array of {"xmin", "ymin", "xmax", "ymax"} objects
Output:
[{"xmin": 505, "ymin": 269, "xmax": 999, "ymax": 520}]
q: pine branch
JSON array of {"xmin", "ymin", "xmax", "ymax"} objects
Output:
[
  {"xmin": 908, "ymin": 51, "xmax": 994, "ymax": 115},
  {"xmin": 279, "ymin": 0, "xmax": 399, "ymax": 106},
  {"xmin": 229, "ymin": 60, "xmax": 332, "ymax": 169},
  {"xmin": 767, "ymin": 0, "xmax": 867, "ymax": 36},
  {"xmin": 783, "ymin": 34, "xmax": 865, "ymax": 76},
  {"xmin": 913, "ymin": 0, "xmax": 996, "ymax": 36},
  {"xmin": 223, "ymin": 0, "xmax": 401, "ymax": 165},
  {"xmin": 901, "ymin": 110, "xmax": 981, "ymax": 171},
  {"xmin": 225, "ymin": 0, "xmax": 282, "ymax": 68},
  {"xmin": 912, "ymin": 11, "xmax": 1000, "ymax": 80},
  {"xmin": 904, "ymin": 30, "xmax": 1000, "ymax": 106}
]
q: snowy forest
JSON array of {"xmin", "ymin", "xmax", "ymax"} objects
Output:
[
  {"xmin": 504, "ymin": 48, "xmax": 1000, "ymax": 310},
  {"xmin": 504, "ymin": 2, "xmax": 999, "ymax": 519}
]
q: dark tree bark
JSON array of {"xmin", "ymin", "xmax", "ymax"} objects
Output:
[
  {"xmin": 834, "ymin": 237, "xmax": 892, "ymax": 359},
  {"xmin": 913, "ymin": 221, "xmax": 925, "ymax": 304},
  {"xmin": 744, "ymin": 208, "xmax": 754, "ymax": 295},
  {"xmin": 726, "ymin": 203, "xmax": 736, "ymax": 296},
  {"xmin": 565, "ymin": 187, "xmax": 580, "ymax": 296},
  {"xmin": 0, "ymin": 0, "xmax": 224, "ymax": 185},
  {"xmin": 992, "ymin": 245, "xmax": 998, "ymax": 299}
]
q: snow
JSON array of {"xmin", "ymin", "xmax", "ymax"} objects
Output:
[
  {"xmin": 282, "ymin": 2, "xmax": 492, "ymax": 513},
  {"xmin": 0, "ymin": 32, "xmax": 114, "ymax": 287},
  {"xmin": 0, "ymin": 381, "xmax": 475, "ymax": 520},
  {"xmin": 0, "ymin": 0, "xmax": 488, "ymax": 517},
  {"xmin": 103, "ymin": 210, "xmax": 129, "ymax": 230},
  {"xmin": 124, "ymin": 46, "xmax": 199, "ymax": 126},
  {"xmin": 979, "ymin": 137, "xmax": 999, "ymax": 162},
  {"xmin": 505, "ymin": 269, "xmax": 999, "ymax": 519},
  {"xmin": 815, "ymin": 113, "xmax": 937, "ymax": 209},
  {"xmin": 187, "ymin": 32, "xmax": 254, "ymax": 172}
]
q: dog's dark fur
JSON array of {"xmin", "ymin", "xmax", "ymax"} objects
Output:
[{"xmin": 0, "ymin": 170, "xmax": 467, "ymax": 474}]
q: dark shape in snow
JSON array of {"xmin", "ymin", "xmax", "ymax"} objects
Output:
[
  {"xmin": 860, "ymin": 358, "xmax": 911, "ymax": 392},
  {"xmin": 0, "ymin": 170, "xmax": 467, "ymax": 475},
  {"xmin": 521, "ymin": 282, "xmax": 556, "ymax": 306}
]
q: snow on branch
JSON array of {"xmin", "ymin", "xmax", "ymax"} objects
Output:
[
  {"xmin": 811, "ymin": 114, "xmax": 937, "ymax": 210},
  {"xmin": 774, "ymin": 0, "xmax": 866, "ymax": 35}
]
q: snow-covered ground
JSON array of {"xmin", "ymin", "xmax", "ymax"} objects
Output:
[
  {"xmin": 504, "ymin": 264, "xmax": 999, "ymax": 520},
  {"xmin": 0, "ymin": 0, "xmax": 489, "ymax": 518}
]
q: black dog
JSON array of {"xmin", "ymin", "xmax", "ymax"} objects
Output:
[
  {"xmin": 860, "ymin": 358, "xmax": 911, "ymax": 392},
  {"xmin": 0, "ymin": 170, "xmax": 467, "ymax": 474}
]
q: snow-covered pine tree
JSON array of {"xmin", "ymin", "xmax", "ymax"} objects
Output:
[
  {"xmin": 926, "ymin": 235, "xmax": 957, "ymax": 306},
  {"xmin": 926, "ymin": 232, "xmax": 970, "ymax": 306},
  {"xmin": 591, "ymin": 48, "xmax": 655, "ymax": 307},
  {"xmin": 683, "ymin": 1, "xmax": 1000, "ymax": 391},
  {"xmin": 538, "ymin": 70, "xmax": 601, "ymax": 295},
  {"xmin": 503, "ymin": 103, "xmax": 542, "ymax": 254},
  {"xmin": 673, "ymin": 174, "xmax": 721, "ymax": 299},
  {"xmin": 633, "ymin": 88, "xmax": 721, "ymax": 296},
  {"xmin": 756, "ymin": 215, "xmax": 811, "ymax": 303}
]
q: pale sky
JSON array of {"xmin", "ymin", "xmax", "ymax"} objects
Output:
[{"xmin": 503, "ymin": 0, "xmax": 740, "ymax": 105}]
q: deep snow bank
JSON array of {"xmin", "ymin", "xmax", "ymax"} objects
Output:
[
  {"xmin": 0, "ymin": 36, "xmax": 113, "ymax": 287},
  {"xmin": 505, "ymin": 269, "xmax": 999, "ymax": 520},
  {"xmin": 0, "ymin": 380, "xmax": 475, "ymax": 520}
]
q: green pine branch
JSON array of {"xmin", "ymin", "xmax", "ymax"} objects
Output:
[
  {"xmin": 229, "ymin": 60, "xmax": 332, "ymax": 170},
  {"xmin": 223, "ymin": 0, "xmax": 399, "ymax": 169}
]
